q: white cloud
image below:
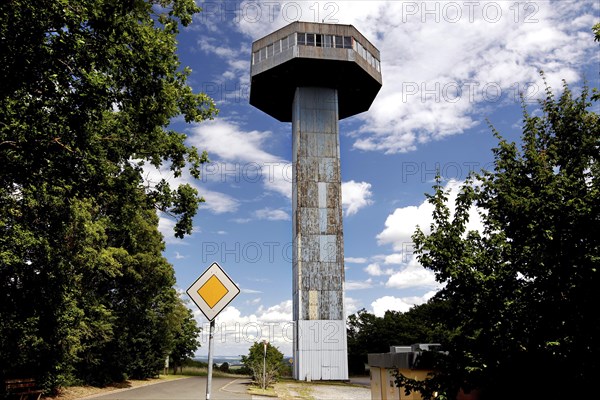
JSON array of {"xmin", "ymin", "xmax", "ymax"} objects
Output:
[
  {"xmin": 364, "ymin": 263, "xmax": 393, "ymax": 277},
  {"xmin": 188, "ymin": 119, "xmax": 292, "ymax": 199},
  {"xmin": 233, "ymin": 1, "xmax": 597, "ymax": 154},
  {"xmin": 383, "ymin": 253, "xmax": 405, "ymax": 265},
  {"xmin": 254, "ymin": 207, "xmax": 291, "ymax": 221},
  {"xmin": 247, "ymin": 297, "xmax": 262, "ymax": 305},
  {"xmin": 200, "ymin": 189, "xmax": 240, "ymax": 214},
  {"xmin": 158, "ymin": 216, "xmax": 190, "ymax": 245},
  {"xmin": 241, "ymin": 287, "xmax": 263, "ymax": 294},
  {"xmin": 377, "ymin": 179, "xmax": 484, "ymax": 253},
  {"xmin": 342, "ymin": 180, "xmax": 374, "ymax": 216},
  {"xmin": 195, "ymin": 35, "xmax": 250, "ymax": 87},
  {"xmin": 194, "ymin": 300, "xmax": 294, "ymax": 357},
  {"xmin": 139, "ymin": 159, "xmax": 239, "ymax": 214},
  {"xmin": 376, "ymin": 199, "xmax": 435, "ymax": 252},
  {"xmin": 175, "ymin": 251, "xmax": 186, "ymax": 259},
  {"xmin": 376, "ymin": 180, "xmax": 483, "ymax": 291},
  {"xmin": 345, "ymin": 296, "xmax": 361, "ymax": 317},
  {"xmin": 189, "ymin": 119, "xmax": 276, "ymax": 163},
  {"xmin": 198, "ymin": 38, "xmax": 238, "ymax": 59},
  {"xmin": 345, "ymin": 257, "xmax": 368, "ymax": 264},
  {"xmin": 346, "ymin": 279, "xmax": 373, "ymax": 290},
  {"xmin": 385, "ymin": 256, "xmax": 439, "ymax": 290},
  {"xmin": 371, "ymin": 291, "xmax": 436, "ymax": 317},
  {"xmin": 256, "ymin": 300, "xmax": 293, "ymax": 323}
]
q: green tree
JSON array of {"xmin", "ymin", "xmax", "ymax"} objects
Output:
[
  {"xmin": 241, "ymin": 342, "xmax": 285, "ymax": 389},
  {"xmin": 219, "ymin": 362, "xmax": 230, "ymax": 373},
  {"xmin": 170, "ymin": 302, "xmax": 201, "ymax": 375},
  {"xmin": 0, "ymin": 0, "xmax": 215, "ymax": 393},
  {"xmin": 347, "ymin": 300, "xmax": 450, "ymax": 375},
  {"xmin": 397, "ymin": 77, "xmax": 599, "ymax": 399}
]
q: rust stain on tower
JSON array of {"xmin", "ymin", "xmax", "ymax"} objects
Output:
[{"xmin": 249, "ymin": 21, "xmax": 382, "ymax": 381}]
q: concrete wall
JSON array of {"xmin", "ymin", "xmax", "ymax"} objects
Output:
[{"xmin": 370, "ymin": 367, "xmax": 431, "ymax": 400}]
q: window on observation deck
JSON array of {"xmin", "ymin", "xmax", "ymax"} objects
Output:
[
  {"xmin": 297, "ymin": 32, "xmax": 306, "ymax": 46},
  {"xmin": 252, "ymin": 31, "xmax": 381, "ymax": 71},
  {"xmin": 333, "ymin": 35, "xmax": 342, "ymax": 48},
  {"xmin": 343, "ymin": 36, "xmax": 352, "ymax": 49},
  {"xmin": 281, "ymin": 36, "xmax": 289, "ymax": 52}
]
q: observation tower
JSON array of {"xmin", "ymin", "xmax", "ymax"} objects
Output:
[{"xmin": 249, "ymin": 21, "xmax": 382, "ymax": 381}]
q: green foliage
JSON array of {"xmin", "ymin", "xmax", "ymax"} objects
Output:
[
  {"xmin": 0, "ymin": 0, "xmax": 212, "ymax": 394},
  {"xmin": 182, "ymin": 359, "xmax": 208, "ymax": 369},
  {"xmin": 170, "ymin": 303, "xmax": 201, "ymax": 374},
  {"xmin": 241, "ymin": 342, "xmax": 286, "ymax": 388},
  {"xmin": 219, "ymin": 362, "xmax": 230, "ymax": 373},
  {"xmin": 399, "ymin": 75, "xmax": 599, "ymax": 399},
  {"xmin": 347, "ymin": 300, "xmax": 450, "ymax": 375}
]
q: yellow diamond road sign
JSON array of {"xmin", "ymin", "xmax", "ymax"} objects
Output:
[
  {"xmin": 199, "ymin": 275, "xmax": 229, "ymax": 309},
  {"xmin": 187, "ymin": 262, "xmax": 240, "ymax": 321}
]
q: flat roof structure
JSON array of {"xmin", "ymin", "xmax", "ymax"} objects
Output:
[{"xmin": 250, "ymin": 21, "xmax": 382, "ymax": 122}]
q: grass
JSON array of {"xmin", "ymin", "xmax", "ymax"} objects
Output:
[
  {"xmin": 273, "ymin": 380, "xmax": 315, "ymax": 400},
  {"xmin": 272, "ymin": 378, "xmax": 370, "ymax": 400},
  {"xmin": 247, "ymin": 385, "xmax": 279, "ymax": 397}
]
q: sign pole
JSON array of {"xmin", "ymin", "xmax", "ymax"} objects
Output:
[
  {"xmin": 186, "ymin": 263, "xmax": 239, "ymax": 400},
  {"xmin": 262, "ymin": 340, "xmax": 267, "ymax": 390},
  {"xmin": 206, "ymin": 319, "xmax": 215, "ymax": 400}
]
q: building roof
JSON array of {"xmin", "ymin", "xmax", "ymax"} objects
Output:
[{"xmin": 367, "ymin": 344, "xmax": 444, "ymax": 370}]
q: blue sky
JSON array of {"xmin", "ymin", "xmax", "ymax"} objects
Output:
[{"xmin": 151, "ymin": 0, "xmax": 599, "ymax": 357}]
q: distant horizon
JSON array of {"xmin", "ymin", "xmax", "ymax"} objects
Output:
[
  {"xmin": 192, "ymin": 355, "xmax": 293, "ymax": 365},
  {"xmin": 193, "ymin": 355, "xmax": 293, "ymax": 359}
]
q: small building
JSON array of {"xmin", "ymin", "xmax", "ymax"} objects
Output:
[
  {"xmin": 368, "ymin": 344, "xmax": 480, "ymax": 400},
  {"xmin": 368, "ymin": 344, "xmax": 442, "ymax": 400}
]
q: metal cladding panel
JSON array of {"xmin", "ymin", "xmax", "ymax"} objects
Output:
[{"xmin": 294, "ymin": 320, "xmax": 348, "ymax": 381}]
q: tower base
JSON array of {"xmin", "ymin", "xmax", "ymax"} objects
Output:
[{"xmin": 293, "ymin": 320, "xmax": 348, "ymax": 381}]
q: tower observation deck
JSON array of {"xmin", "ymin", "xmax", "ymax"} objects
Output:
[{"xmin": 249, "ymin": 21, "xmax": 382, "ymax": 381}]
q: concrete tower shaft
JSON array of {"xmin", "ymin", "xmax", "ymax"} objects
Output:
[
  {"xmin": 249, "ymin": 22, "xmax": 382, "ymax": 381},
  {"xmin": 291, "ymin": 87, "xmax": 347, "ymax": 380}
]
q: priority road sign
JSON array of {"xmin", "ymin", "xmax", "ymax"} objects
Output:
[{"xmin": 186, "ymin": 262, "xmax": 240, "ymax": 322}]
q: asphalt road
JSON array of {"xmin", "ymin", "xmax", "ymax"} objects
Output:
[{"xmin": 88, "ymin": 376, "xmax": 252, "ymax": 400}]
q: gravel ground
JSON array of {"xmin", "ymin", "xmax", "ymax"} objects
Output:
[
  {"xmin": 309, "ymin": 384, "xmax": 370, "ymax": 400},
  {"xmin": 274, "ymin": 380, "xmax": 371, "ymax": 400}
]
